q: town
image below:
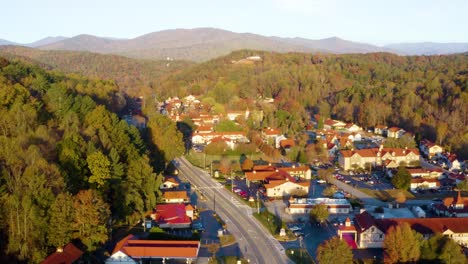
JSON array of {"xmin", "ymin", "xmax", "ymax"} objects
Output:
[{"xmin": 68, "ymin": 93, "xmax": 468, "ymax": 264}]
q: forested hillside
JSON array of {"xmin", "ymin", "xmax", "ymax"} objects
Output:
[
  {"xmin": 158, "ymin": 50, "xmax": 468, "ymax": 158},
  {"xmin": 0, "ymin": 58, "xmax": 184, "ymax": 263},
  {"xmin": 0, "ymin": 46, "xmax": 192, "ymax": 96}
]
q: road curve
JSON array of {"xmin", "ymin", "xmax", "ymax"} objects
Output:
[{"xmin": 176, "ymin": 157, "xmax": 291, "ymax": 264}]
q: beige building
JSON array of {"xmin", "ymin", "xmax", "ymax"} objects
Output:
[
  {"xmin": 350, "ymin": 211, "xmax": 468, "ymax": 249},
  {"xmin": 265, "ymin": 180, "xmax": 310, "ymax": 198},
  {"xmin": 339, "ymin": 146, "xmax": 420, "ymax": 171}
]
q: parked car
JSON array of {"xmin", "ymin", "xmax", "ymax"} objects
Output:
[
  {"xmin": 289, "ymin": 226, "xmax": 302, "ymax": 232},
  {"xmin": 317, "ymin": 179, "xmax": 326, "ymax": 184}
]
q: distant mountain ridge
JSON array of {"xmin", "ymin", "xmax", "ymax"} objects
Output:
[{"xmin": 1, "ymin": 28, "xmax": 467, "ymax": 61}]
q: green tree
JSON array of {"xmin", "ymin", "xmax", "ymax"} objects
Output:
[
  {"xmin": 310, "ymin": 203, "xmax": 329, "ymax": 223},
  {"xmin": 87, "ymin": 150, "xmax": 111, "ymax": 188},
  {"xmin": 47, "ymin": 193, "xmax": 75, "ymax": 248},
  {"xmin": 456, "ymin": 179, "xmax": 468, "ymax": 191},
  {"xmin": 214, "ymin": 120, "xmax": 242, "ymax": 132},
  {"xmin": 421, "ymin": 233, "xmax": 466, "ymax": 263},
  {"xmin": 391, "ymin": 166, "xmax": 412, "ymax": 190},
  {"xmin": 241, "ymin": 158, "xmax": 254, "ymax": 171},
  {"xmin": 322, "ymin": 186, "xmax": 336, "ymax": 197},
  {"xmin": 384, "ymin": 222, "xmax": 422, "ymax": 263},
  {"xmin": 73, "ymin": 190, "xmax": 110, "ymax": 251},
  {"xmin": 316, "ymin": 237, "xmax": 353, "ymax": 264}
]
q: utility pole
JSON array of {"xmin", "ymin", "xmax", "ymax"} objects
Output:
[
  {"xmin": 256, "ymin": 190, "xmax": 260, "ymax": 214},
  {"xmin": 213, "ymin": 190, "xmax": 216, "ymax": 212}
]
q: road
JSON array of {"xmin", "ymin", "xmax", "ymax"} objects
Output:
[
  {"xmin": 176, "ymin": 157, "xmax": 292, "ymax": 264},
  {"xmin": 329, "ymin": 178, "xmax": 387, "ymax": 207}
]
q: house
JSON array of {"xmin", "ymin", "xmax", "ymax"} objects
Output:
[
  {"xmin": 338, "ymin": 145, "xmax": 420, "ymax": 171},
  {"xmin": 288, "ymin": 198, "xmax": 352, "ymax": 214},
  {"xmin": 42, "ymin": 243, "xmax": 83, "ymax": 264},
  {"xmin": 348, "ymin": 211, "xmax": 468, "ymax": 249},
  {"xmin": 151, "ymin": 204, "xmax": 192, "ymax": 228},
  {"xmin": 374, "ymin": 125, "xmax": 388, "ymax": 136},
  {"xmin": 410, "ymin": 177, "xmax": 440, "ymax": 190},
  {"xmin": 324, "ymin": 119, "xmax": 347, "ymax": 130},
  {"xmin": 106, "ymin": 235, "xmax": 200, "ymax": 264},
  {"xmin": 280, "ymin": 165, "xmax": 312, "ymax": 180},
  {"xmin": 279, "ymin": 139, "xmax": 295, "ymax": 150},
  {"xmin": 434, "ymin": 191, "xmax": 468, "ymax": 217},
  {"xmin": 345, "ymin": 123, "xmax": 362, "ymax": 132},
  {"xmin": 162, "ymin": 191, "xmax": 189, "ymax": 203},
  {"xmin": 226, "ymin": 110, "xmax": 249, "ymax": 121},
  {"xmin": 207, "ymin": 136, "xmax": 235, "ymax": 150},
  {"xmin": 265, "ymin": 179, "xmax": 310, "ymax": 198},
  {"xmin": 387, "ymin": 127, "xmax": 405, "ymax": 139},
  {"xmin": 191, "ymin": 131, "xmax": 249, "ymax": 146},
  {"xmin": 419, "ymin": 139, "xmax": 443, "ymax": 158},
  {"xmin": 262, "ymin": 127, "xmax": 281, "ymax": 143},
  {"xmin": 160, "ymin": 177, "xmax": 180, "ymax": 190},
  {"xmin": 354, "ymin": 211, "xmax": 386, "ymax": 248}
]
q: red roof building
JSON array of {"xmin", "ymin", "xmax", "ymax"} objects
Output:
[
  {"xmin": 41, "ymin": 243, "xmax": 83, "ymax": 264},
  {"xmin": 151, "ymin": 204, "xmax": 191, "ymax": 228},
  {"xmin": 106, "ymin": 235, "xmax": 200, "ymax": 264}
]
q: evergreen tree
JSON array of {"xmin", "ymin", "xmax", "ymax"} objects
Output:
[
  {"xmin": 391, "ymin": 166, "xmax": 412, "ymax": 190},
  {"xmin": 47, "ymin": 193, "xmax": 74, "ymax": 248}
]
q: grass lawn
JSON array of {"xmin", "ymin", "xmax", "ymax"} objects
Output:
[
  {"xmin": 219, "ymin": 234, "xmax": 236, "ymax": 247},
  {"xmin": 358, "ymin": 188, "xmax": 415, "ymax": 202},
  {"xmin": 286, "ymin": 248, "xmax": 315, "ymax": 264},
  {"xmin": 253, "ymin": 210, "xmax": 282, "ymax": 235}
]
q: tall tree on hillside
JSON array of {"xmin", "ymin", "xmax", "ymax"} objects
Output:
[
  {"xmin": 316, "ymin": 237, "xmax": 353, "ymax": 264},
  {"xmin": 87, "ymin": 150, "xmax": 111, "ymax": 189},
  {"xmin": 47, "ymin": 193, "xmax": 75, "ymax": 248},
  {"xmin": 147, "ymin": 113, "xmax": 184, "ymax": 171},
  {"xmin": 383, "ymin": 222, "xmax": 422, "ymax": 263},
  {"xmin": 73, "ymin": 190, "xmax": 110, "ymax": 251}
]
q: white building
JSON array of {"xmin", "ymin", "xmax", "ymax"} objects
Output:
[{"xmin": 288, "ymin": 198, "xmax": 352, "ymax": 214}]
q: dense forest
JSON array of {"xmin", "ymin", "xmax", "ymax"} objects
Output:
[
  {"xmin": 0, "ymin": 58, "xmax": 184, "ymax": 263},
  {"xmin": 0, "ymin": 46, "xmax": 193, "ymax": 97},
  {"xmin": 156, "ymin": 50, "xmax": 468, "ymax": 159}
]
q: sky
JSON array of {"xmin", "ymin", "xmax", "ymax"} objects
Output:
[{"xmin": 2, "ymin": 0, "xmax": 467, "ymax": 45}]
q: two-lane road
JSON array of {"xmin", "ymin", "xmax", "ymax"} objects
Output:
[{"xmin": 176, "ymin": 157, "xmax": 291, "ymax": 264}]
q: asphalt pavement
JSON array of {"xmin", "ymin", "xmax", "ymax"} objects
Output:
[{"xmin": 176, "ymin": 157, "xmax": 292, "ymax": 264}]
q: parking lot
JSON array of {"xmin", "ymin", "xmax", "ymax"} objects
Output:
[{"xmin": 335, "ymin": 171, "xmax": 393, "ymax": 191}]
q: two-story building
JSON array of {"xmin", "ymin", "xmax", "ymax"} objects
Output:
[
  {"xmin": 338, "ymin": 146, "xmax": 420, "ymax": 171},
  {"xmin": 419, "ymin": 139, "xmax": 443, "ymax": 159},
  {"xmin": 288, "ymin": 198, "xmax": 352, "ymax": 214},
  {"xmin": 347, "ymin": 211, "xmax": 468, "ymax": 249}
]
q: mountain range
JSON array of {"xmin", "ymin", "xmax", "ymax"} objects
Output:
[{"xmin": 1, "ymin": 28, "xmax": 468, "ymax": 61}]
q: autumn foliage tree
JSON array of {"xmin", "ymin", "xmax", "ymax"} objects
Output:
[
  {"xmin": 316, "ymin": 237, "xmax": 353, "ymax": 264},
  {"xmin": 383, "ymin": 222, "xmax": 422, "ymax": 263}
]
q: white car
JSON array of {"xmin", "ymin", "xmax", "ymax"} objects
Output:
[
  {"xmin": 317, "ymin": 179, "xmax": 326, "ymax": 184},
  {"xmin": 289, "ymin": 226, "xmax": 302, "ymax": 232}
]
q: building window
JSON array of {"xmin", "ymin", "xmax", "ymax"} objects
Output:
[
  {"xmin": 379, "ymin": 234, "xmax": 383, "ymax": 239},
  {"xmin": 371, "ymin": 227, "xmax": 375, "ymax": 232}
]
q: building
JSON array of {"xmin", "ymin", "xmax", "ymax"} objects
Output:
[
  {"xmin": 434, "ymin": 191, "xmax": 468, "ymax": 217},
  {"xmin": 410, "ymin": 178, "xmax": 440, "ymax": 191},
  {"xmin": 419, "ymin": 139, "xmax": 443, "ymax": 158},
  {"xmin": 41, "ymin": 243, "xmax": 83, "ymax": 264},
  {"xmin": 324, "ymin": 119, "xmax": 346, "ymax": 130},
  {"xmin": 161, "ymin": 191, "xmax": 189, "ymax": 203},
  {"xmin": 288, "ymin": 198, "xmax": 352, "ymax": 214},
  {"xmin": 151, "ymin": 204, "xmax": 192, "ymax": 228},
  {"xmin": 349, "ymin": 211, "xmax": 468, "ymax": 248},
  {"xmin": 406, "ymin": 168, "xmax": 444, "ymax": 179},
  {"xmin": 160, "ymin": 177, "xmax": 180, "ymax": 190},
  {"xmin": 338, "ymin": 146, "xmax": 420, "ymax": 171},
  {"xmin": 338, "ymin": 218, "xmax": 358, "ymax": 249},
  {"xmin": 387, "ymin": 127, "xmax": 406, "ymax": 139},
  {"xmin": 106, "ymin": 235, "xmax": 200, "ymax": 264},
  {"xmin": 374, "ymin": 125, "xmax": 388, "ymax": 136},
  {"xmin": 191, "ymin": 131, "xmax": 249, "ymax": 146},
  {"xmin": 265, "ymin": 179, "xmax": 310, "ymax": 198}
]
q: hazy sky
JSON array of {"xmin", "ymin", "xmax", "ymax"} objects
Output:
[{"xmin": 2, "ymin": 0, "xmax": 467, "ymax": 45}]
